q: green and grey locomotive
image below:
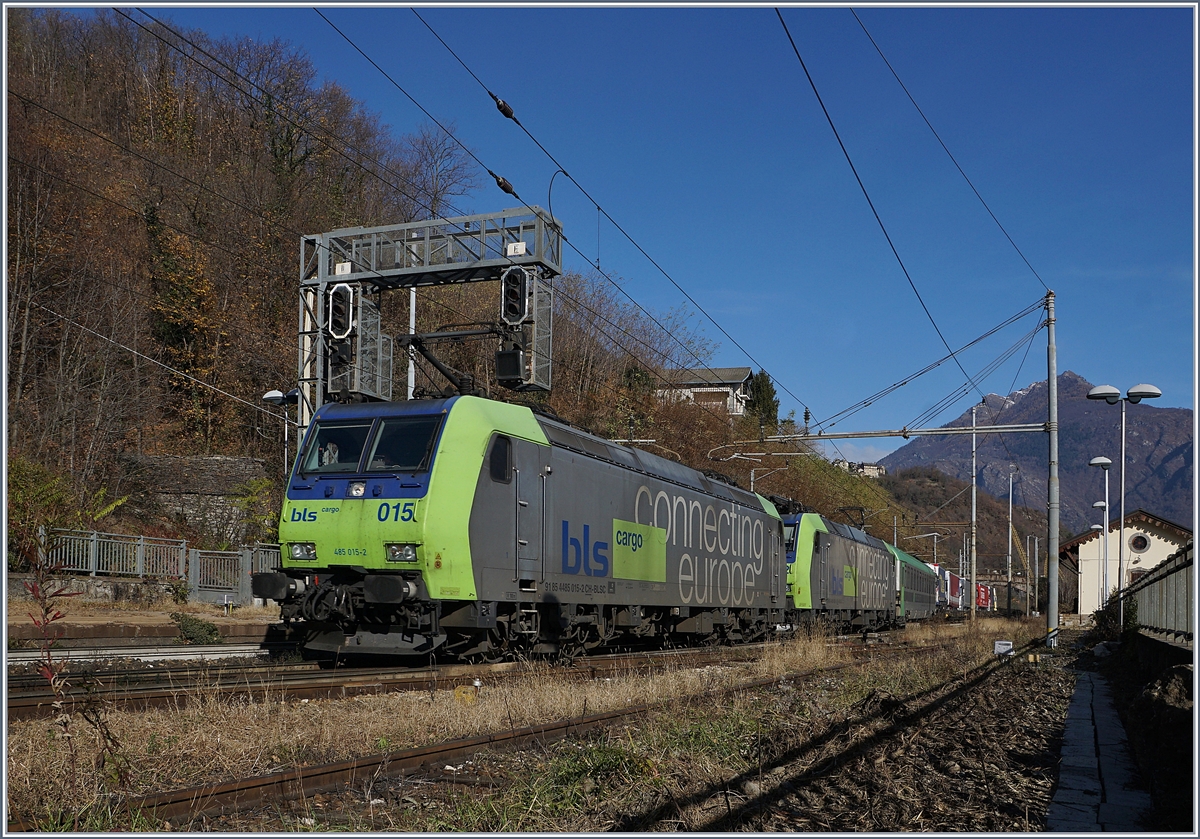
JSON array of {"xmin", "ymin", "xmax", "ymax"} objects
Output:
[
  {"xmin": 252, "ymin": 395, "xmax": 789, "ymax": 659},
  {"xmin": 782, "ymin": 511, "xmax": 938, "ymax": 627}
]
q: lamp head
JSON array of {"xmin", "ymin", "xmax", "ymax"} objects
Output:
[
  {"xmin": 1089, "ymin": 456, "xmax": 1111, "ymax": 470},
  {"xmin": 1092, "ymin": 501, "xmax": 1107, "ymax": 509},
  {"xmin": 1126, "ymin": 383, "xmax": 1162, "ymax": 404},
  {"xmin": 1090, "ymin": 524, "xmax": 1103, "ymax": 532},
  {"xmin": 1087, "ymin": 384, "xmax": 1120, "ymax": 405},
  {"xmin": 262, "ymin": 389, "xmax": 285, "ymax": 406}
]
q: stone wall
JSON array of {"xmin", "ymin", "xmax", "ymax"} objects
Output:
[{"xmin": 120, "ymin": 454, "xmax": 267, "ymax": 543}]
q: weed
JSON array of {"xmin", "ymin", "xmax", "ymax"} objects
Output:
[
  {"xmin": 170, "ymin": 612, "xmax": 221, "ymax": 645},
  {"xmin": 165, "ymin": 576, "xmax": 190, "ymax": 605}
]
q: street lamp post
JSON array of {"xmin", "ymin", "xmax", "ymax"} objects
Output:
[
  {"xmin": 1092, "ymin": 500, "xmax": 1109, "ymax": 608},
  {"xmin": 1007, "ymin": 465, "xmax": 1016, "ymax": 615},
  {"xmin": 262, "ymin": 388, "xmax": 301, "ymax": 477},
  {"xmin": 1089, "ymin": 456, "xmax": 1112, "ymax": 611},
  {"xmin": 1027, "ymin": 535, "xmax": 1039, "ymax": 615},
  {"xmin": 1087, "ymin": 384, "xmax": 1162, "ymax": 629}
]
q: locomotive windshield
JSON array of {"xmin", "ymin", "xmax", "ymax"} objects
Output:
[
  {"xmin": 298, "ymin": 422, "xmax": 373, "ymax": 475},
  {"xmin": 783, "ymin": 522, "xmax": 798, "ymax": 553},
  {"xmin": 365, "ymin": 416, "xmax": 442, "ymax": 473},
  {"xmin": 298, "ymin": 415, "xmax": 444, "ymax": 475}
]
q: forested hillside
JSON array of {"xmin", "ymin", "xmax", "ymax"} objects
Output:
[
  {"xmin": 878, "ymin": 466, "xmax": 1057, "ymax": 579},
  {"xmin": 5, "ymin": 8, "xmax": 1000, "ymax": 559}
]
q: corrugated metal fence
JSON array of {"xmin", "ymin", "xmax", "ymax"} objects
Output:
[
  {"xmin": 41, "ymin": 528, "xmax": 280, "ymax": 606},
  {"xmin": 1124, "ymin": 541, "xmax": 1193, "ymax": 647}
]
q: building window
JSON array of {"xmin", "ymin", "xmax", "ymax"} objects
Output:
[{"xmin": 1128, "ymin": 533, "xmax": 1150, "ymax": 554}]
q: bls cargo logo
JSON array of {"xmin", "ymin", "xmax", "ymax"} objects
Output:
[
  {"xmin": 561, "ymin": 521, "xmax": 610, "ymax": 577},
  {"xmin": 562, "ymin": 519, "xmax": 666, "ymax": 582}
]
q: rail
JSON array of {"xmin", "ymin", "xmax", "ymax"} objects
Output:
[
  {"xmin": 1122, "ymin": 541, "xmax": 1193, "ymax": 646},
  {"xmin": 38, "ymin": 528, "xmax": 280, "ymax": 606}
]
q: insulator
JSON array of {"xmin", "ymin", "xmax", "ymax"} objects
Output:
[{"xmin": 491, "ymin": 171, "xmax": 516, "ymax": 196}]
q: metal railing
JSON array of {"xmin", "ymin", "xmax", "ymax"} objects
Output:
[
  {"xmin": 1124, "ymin": 541, "xmax": 1193, "ymax": 646},
  {"xmin": 40, "ymin": 528, "xmax": 280, "ymax": 606}
]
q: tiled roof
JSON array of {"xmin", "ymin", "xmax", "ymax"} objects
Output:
[
  {"xmin": 1058, "ymin": 508, "xmax": 1193, "ymax": 555},
  {"xmin": 662, "ymin": 367, "xmax": 753, "ymax": 387}
]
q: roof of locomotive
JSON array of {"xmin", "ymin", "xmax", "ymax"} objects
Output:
[
  {"xmin": 309, "ymin": 397, "xmax": 456, "ymax": 421},
  {"xmin": 532, "ymin": 413, "xmax": 771, "ymax": 513},
  {"xmin": 305, "ymin": 397, "xmax": 773, "ymax": 514}
]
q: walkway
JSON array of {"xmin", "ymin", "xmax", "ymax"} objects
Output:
[{"xmin": 1046, "ymin": 670, "xmax": 1154, "ymax": 832}]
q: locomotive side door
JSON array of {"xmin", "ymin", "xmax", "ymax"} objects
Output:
[
  {"xmin": 512, "ymin": 439, "xmax": 550, "ymax": 590},
  {"xmin": 816, "ymin": 532, "xmax": 828, "ymax": 606}
]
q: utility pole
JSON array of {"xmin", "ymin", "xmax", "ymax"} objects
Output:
[
  {"xmin": 1007, "ymin": 466, "xmax": 1015, "ymax": 615},
  {"xmin": 960, "ymin": 531, "xmax": 966, "ymax": 580},
  {"xmin": 971, "ymin": 404, "xmax": 978, "ymax": 621},
  {"xmin": 407, "ymin": 288, "xmax": 416, "ymax": 400},
  {"xmin": 1029, "ymin": 535, "xmax": 1039, "ymax": 615},
  {"xmin": 1046, "ymin": 291, "xmax": 1060, "ymax": 645}
]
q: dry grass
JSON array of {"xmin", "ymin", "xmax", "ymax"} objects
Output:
[
  {"xmin": 5, "ymin": 594, "xmax": 280, "ymax": 623},
  {"xmin": 6, "ymin": 619, "xmax": 1034, "ymax": 826}
]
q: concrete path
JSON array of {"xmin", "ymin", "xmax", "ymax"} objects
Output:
[{"xmin": 1046, "ymin": 671, "xmax": 1154, "ymax": 832}]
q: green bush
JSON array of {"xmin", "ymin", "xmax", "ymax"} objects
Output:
[
  {"xmin": 7, "ymin": 453, "xmax": 126, "ymax": 571},
  {"xmin": 170, "ymin": 612, "xmax": 221, "ymax": 645},
  {"xmin": 1091, "ymin": 593, "xmax": 1138, "ymax": 643}
]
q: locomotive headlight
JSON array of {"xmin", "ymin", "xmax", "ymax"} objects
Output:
[
  {"xmin": 289, "ymin": 542, "xmax": 317, "ymax": 561},
  {"xmin": 348, "ymin": 481, "xmax": 366, "ymax": 498},
  {"xmin": 385, "ymin": 543, "xmax": 418, "ymax": 562}
]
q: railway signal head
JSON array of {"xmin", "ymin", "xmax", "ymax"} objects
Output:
[
  {"xmin": 500, "ymin": 266, "xmax": 530, "ymax": 326},
  {"xmin": 328, "ymin": 283, "xmax": 355, "ymax": 340}
]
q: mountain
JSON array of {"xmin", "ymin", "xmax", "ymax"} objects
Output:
[{"xmin": 880, "ymin": 372, "xmax": 1193, "ymax": 535}]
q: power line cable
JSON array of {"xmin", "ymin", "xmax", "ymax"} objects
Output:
[
  {"xmin": 850, "ymin": 8, "xmax": 1050, "ymax": 294},
  {"xmin": 775, "ymin": 8, "xmax": 986, "ymax": 405},
  {"xmin": 29, "ymin": 301, "xmax": 289, "ymax": 423},
  {"xmin": 400, "ymin": 8, "xmax": 823, "ymax": 420},
  {"xmin": 124, "ymin": 8, "xmax": 466, "ymax": 220},
  {"xmin": 820, "ymin": 298, "xmax": 1044, "ymax": 429},
  {"xmin": 10, "ymin": 130, "xmax": 746, "ymax": 437}
]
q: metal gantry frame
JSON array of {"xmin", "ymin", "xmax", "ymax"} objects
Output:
[{"xmin": 295, "ymin": 207, "xmax": 562, "ymax": 433}]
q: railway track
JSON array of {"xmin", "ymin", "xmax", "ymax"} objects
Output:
[
  {"xmin": 7, "ymin": 630, "xmax": 925, "ymax": 721},
  {"xmin": 6, "ymin": 642, "xmax": 789, "ymax": 720},
  {"xmin": 6, "ymin": 639, "xmax": 951, "ymax": 831},
  {"xmin": 5, "ymin": 642, "xmax": 286, "ymax": 665}
]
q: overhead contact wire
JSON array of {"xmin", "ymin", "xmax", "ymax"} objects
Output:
[
  {"xmin": 850, "ymin": 8, "xmax": 1050, "ymax": 294},
  {"xmin": 409, "ymin": 8, "xmax": 821, "ymax": 424},
  {"xmin": 775, "ymin": 8, "xmax": 987, "ymax": 405}
]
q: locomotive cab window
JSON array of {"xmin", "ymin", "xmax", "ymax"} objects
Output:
[
  {"xmin": 783, "ymin": 522, "xmax": 798, "ymax": 554},
  {"xmin": 299, "ymin": 422, "xmax": 374, "ymax": 474},
  {"xmin": 366, "ymin": 415, "xmax": 443, "ymax": 473},
  {"xmin": 489, "ymin": 435, "xmax": 512, "ymax": 482}
]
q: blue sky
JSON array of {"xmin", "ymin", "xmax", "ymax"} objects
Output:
[{"xmin": 142, "ymin": 6, "xmax": 1193, "ymax": 460}]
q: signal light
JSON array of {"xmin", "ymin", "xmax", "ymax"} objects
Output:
[
  {"xmin": 496, "ymin": 348, "xmax": 525, "ymax": 385},
  {"xmin": 330, "ymin": 341, "xmax": 352, "ymax": 367},
  {"xmin": 328, "ymin": 283, "xmax": 354, "ymax": 340},
  {"xmin": 500, "ymin": 266, "xmax": 530, "ymax": 326}
]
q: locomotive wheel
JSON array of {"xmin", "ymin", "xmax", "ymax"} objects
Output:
[{"xmin": 471, "ymin": 627, "xmax": 509, "ymax": 664}]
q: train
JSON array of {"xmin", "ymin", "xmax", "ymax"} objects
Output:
[
  {"xmin": 252, "ymin": 395, "xmax": 939, "ymax": 660},
  {"xmin": 927, "ymin": 562, "xmax": 1009, "ymax": 617}
]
